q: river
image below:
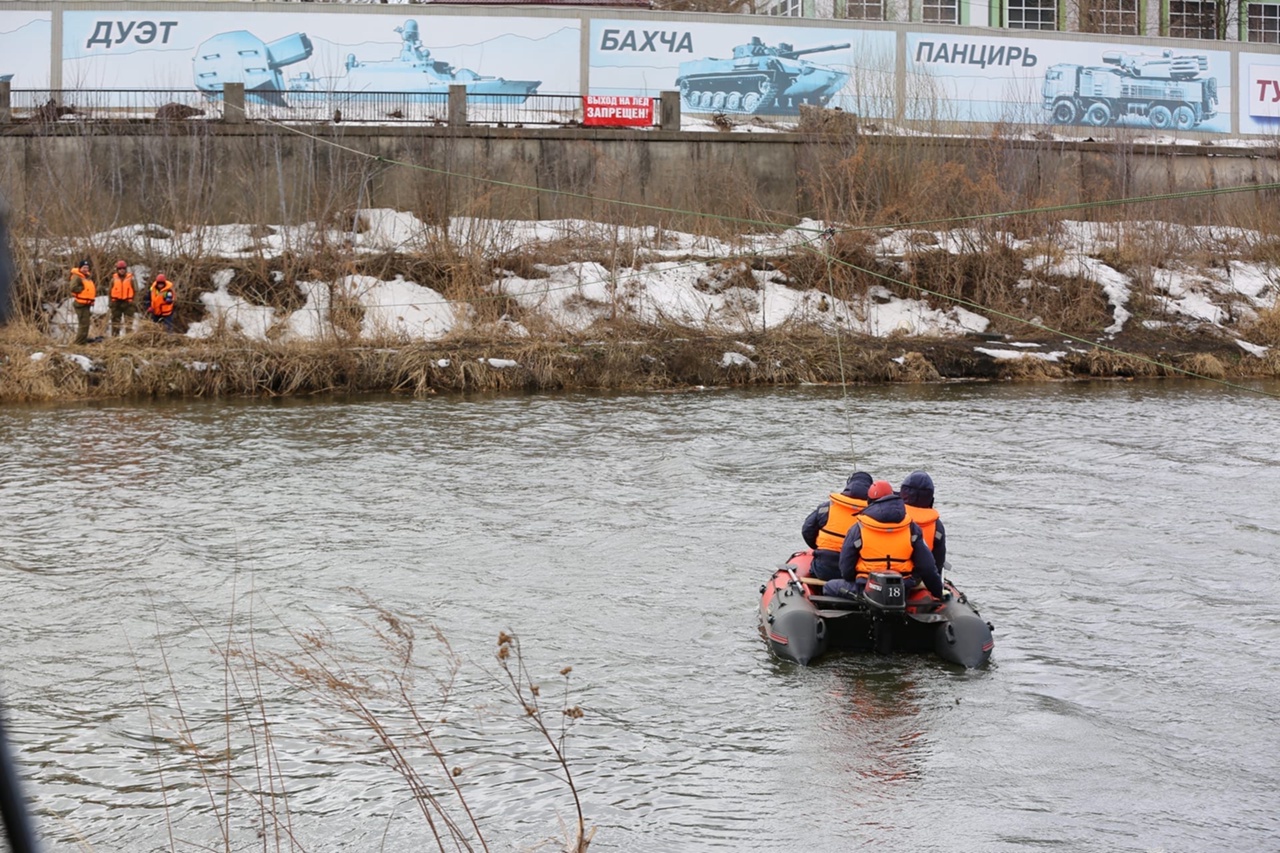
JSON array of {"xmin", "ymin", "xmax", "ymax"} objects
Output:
[{"xmin": 1, "ymin": 380, "xmax": 1277, "ymax": 852}]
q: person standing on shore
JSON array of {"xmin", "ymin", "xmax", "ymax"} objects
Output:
[
  {"xmin": 147, "ymin": 273, "xmax": 175, "ymax": 332},
  {"xmin": 108, "ymin": 260, "xmax": 137, "ymax": 337},
  {"xmin": 69, "ymin": 259, "xmax": 96, "ymax": 344}
]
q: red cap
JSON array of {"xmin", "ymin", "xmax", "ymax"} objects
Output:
[
  {"xmin": 155, "ymin": 274, "xmax": 166, "ymax": 283},
  {"xmin": 116, "ymin": 260, "xmax": 127, "ymax": 269},
  {"xmin": 867, "ymin": 480, "xmax": 894, "ymax": 500}
]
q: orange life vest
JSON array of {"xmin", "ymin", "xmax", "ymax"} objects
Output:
[
  {"xmin": 70, "ymin": 268, "xmax": 96, "ymax": 306},
  {"xmin": 109, "ymin": 271, "xmax": 136, "ymax": 301},
  {"xmin": 814, "ymin": 492, "xmax": 868, "ymax": 552},
  {"xmin": 852, "ymin": 515, "xmax": 917, "ymax": 580},
  {"xmin": 150, "ymin": 281, "xmax": 175, "ymax": 317},
  {"xmin": 904, "ymin": 505, "xmax": 939, "ymax": 552}
]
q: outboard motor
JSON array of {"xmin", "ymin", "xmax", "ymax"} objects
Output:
[
  {"xmin": 863, "ymin": 571, "xmax": 906, "ymax": 612},
  {"xmin": 863, "ymin": 571, "xmax": 904, "ymax": 655}
]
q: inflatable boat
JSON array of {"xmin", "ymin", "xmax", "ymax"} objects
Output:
[{"xmin": 759, "ymin": 550, "xmax": 994, "ymax": 667}]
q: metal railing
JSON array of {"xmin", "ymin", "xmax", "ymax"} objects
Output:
[
  {"xmin": 1, "ymin": 88, "xmax": 657, "ymax": 128},
  {"xmin": 240, "ymin": 91, "xmax": 588, "ymax": 126},
  {"xmin": 4, "ymin": 89, "xmax": 223, "ymax": 122}
]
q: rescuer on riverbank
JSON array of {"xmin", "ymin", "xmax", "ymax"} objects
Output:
[
  {"xmin": 108, "ymin": 260, "xmax": 137, "ymax": 337},
  {"xmin": 802, "ymin": 471, "xmax": 873, "ymax": 581},
  {"xmin": 147, "ymin": 273, "xmax": 175, "ymax": 332},
  {"xmin": 69, "ymin": 259, "xmax": 95, "ymax": 344}
]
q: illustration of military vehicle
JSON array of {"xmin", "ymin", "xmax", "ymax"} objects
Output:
[
  {"xmin": 675, "ymin": 37, "xmax": 851, "ymax": 115},
  {"xmin": 193, "ymin": 21, "xmax": 540, "ymax": 106},
  {"xmin": 1042, "ymin": 50, "xmax": 1218, "ymax": 130}
]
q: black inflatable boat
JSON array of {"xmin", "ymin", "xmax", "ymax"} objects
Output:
[{"xmin": 759, "ymin": 549, "xmax": 994, "ymax": 667}]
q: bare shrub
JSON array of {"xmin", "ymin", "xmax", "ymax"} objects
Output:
[
  {"xmin": 906, "ymin": 245, "xmax": 1023, "ymax": 317},
  {"xmin": 139, "ymin": 595, "xmax": 593, "ymax": 853}
]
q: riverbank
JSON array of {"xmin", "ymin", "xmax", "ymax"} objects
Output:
[
  {"xmin": 2, "ymin": 321, "xmax": 1274, "ymax": 403},
  {"xmin": 6, "ymin": 206, "xmax": 1280, "ymax": 402}
]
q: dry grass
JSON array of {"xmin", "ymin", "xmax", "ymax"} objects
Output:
[
  {"xmin": 888, "ymin": 351, "xmax": 942, "ymax": 383},
  {"xmin": 999, "ymin": 356, "xmax": 1068, "ymax": 381},
  {"xmin": 1177, "ymin": 351, "xmax": 1228, "ymax": 380},
  {"xmin": 1066, "ymin": 348, "xmax": 1162, "ymax": 378},
  {"xmin": 1240, "ymin": 301, "xmax": 1280, "ymax": 347},
  {"xmin": 3, "ymin": 321, "xmax": 1268, "ymax": 402}
]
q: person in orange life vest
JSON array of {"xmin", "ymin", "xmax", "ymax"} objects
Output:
[
  {"xmin": 900, "ymin": 470, "xmax": 945, "ymax": 569},
  {"xmin": 108, "ymin": 260, "xmax": 137, "ymax": 337},
  {"xmin": 823, "ymin": 480, "xmax": 942, "ymax": 600},
  {"xmin": 69, "ymin": 259, "xmax": 95, "ymax": 344},
  {"xmin": 802, "ymin": 471, "xmax": 874, "ymax": 581},
  {"xmin": 147, "ymin": 273, "xmax": 176, "ymax": 332}
]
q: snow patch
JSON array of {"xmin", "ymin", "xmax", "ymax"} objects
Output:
[{"xmin": 975, "ymin": 347, "xmax": 1066, "ymax": 362}]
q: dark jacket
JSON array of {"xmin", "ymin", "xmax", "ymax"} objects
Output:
[
  {"xmin": 901, "ymin": 471, "xmax": 946, "ymax": 569},
  {"xmin": 838, "ymin": 494, "xmax": 942, "ymax": 597}
]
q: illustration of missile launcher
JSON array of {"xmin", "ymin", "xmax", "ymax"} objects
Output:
[
  {"xmin": 192, "ymin": 21, "xmax": 540, "ymax": 106},
  {"xmin": 675, "ymin": 37, "xmax": 851, "ymax": 115},
  {"xmin": 1042, "ymin": 49, "xmax": 1218, "ymax": 130}
]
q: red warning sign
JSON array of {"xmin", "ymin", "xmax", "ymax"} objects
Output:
[{"xmin": 583, "ymin": 95, "xmax": 654, "ymax": 127}]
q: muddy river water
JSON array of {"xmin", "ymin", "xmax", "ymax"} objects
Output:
[{"xmin": 1, "ymin": 380, "xmax": 1278, "ymax": 852}]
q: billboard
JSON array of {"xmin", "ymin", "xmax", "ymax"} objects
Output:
[
  {"xmin": 906, "ymin": 33, "xmax": 1231, "ymax": 134},
  {"xmin": 61, "ymin": 11, "xmax": 579, "ymax": 101},
  {"xmin": 588, "ymin": 19, "xmax": 895, "ymax": 118},
  {"xmin": 1238, "ymin": 53, "xmax": 1280, "ymax": 135},
  {"xmin": 0, "ymin": 11, "xmax": 53, "ymax": 89}
]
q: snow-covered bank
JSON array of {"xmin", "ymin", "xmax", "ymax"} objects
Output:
[{"xmin": 44, "ymin": 209, "xmax": 1279, "ymax": 367}]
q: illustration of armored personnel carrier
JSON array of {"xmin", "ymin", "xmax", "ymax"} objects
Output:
[
  {"xmin": 193, "ymin": 21, "xmax": 540, "ymax": 106},
  {"xmin": 286, "ymin": 21, "xmax": 540, "ymax": 103},
  {"xmin": 675, "ymin": 37, "xmax": 851, "ymax": 115},
  {"xmin": 1042, "ymin": 50, "xmax": 1218, "ymax": 130}
]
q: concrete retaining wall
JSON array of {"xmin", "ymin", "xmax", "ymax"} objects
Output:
[{"xmin": 2, "ymin": 123, "xmax": 1278, "ymax": 232}]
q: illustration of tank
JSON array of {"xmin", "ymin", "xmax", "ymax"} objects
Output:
[
  {"xmin": 1042, "ymin": 49, "xmax": 1218, "ymax": 130},
  {"xmin": 675, "ymin": 37, "xmax": 851, "ymax": 115},
  {"xmin": 284, "ymin": 20, "xmax": 540, "ymax": 104},
  {"xmin": 193, "ymin": 22, "xmax": 539, "ymax": 106},
  {"xmin": 192, "ymin": 31, "xmax": 314, "ymax": 105}
]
